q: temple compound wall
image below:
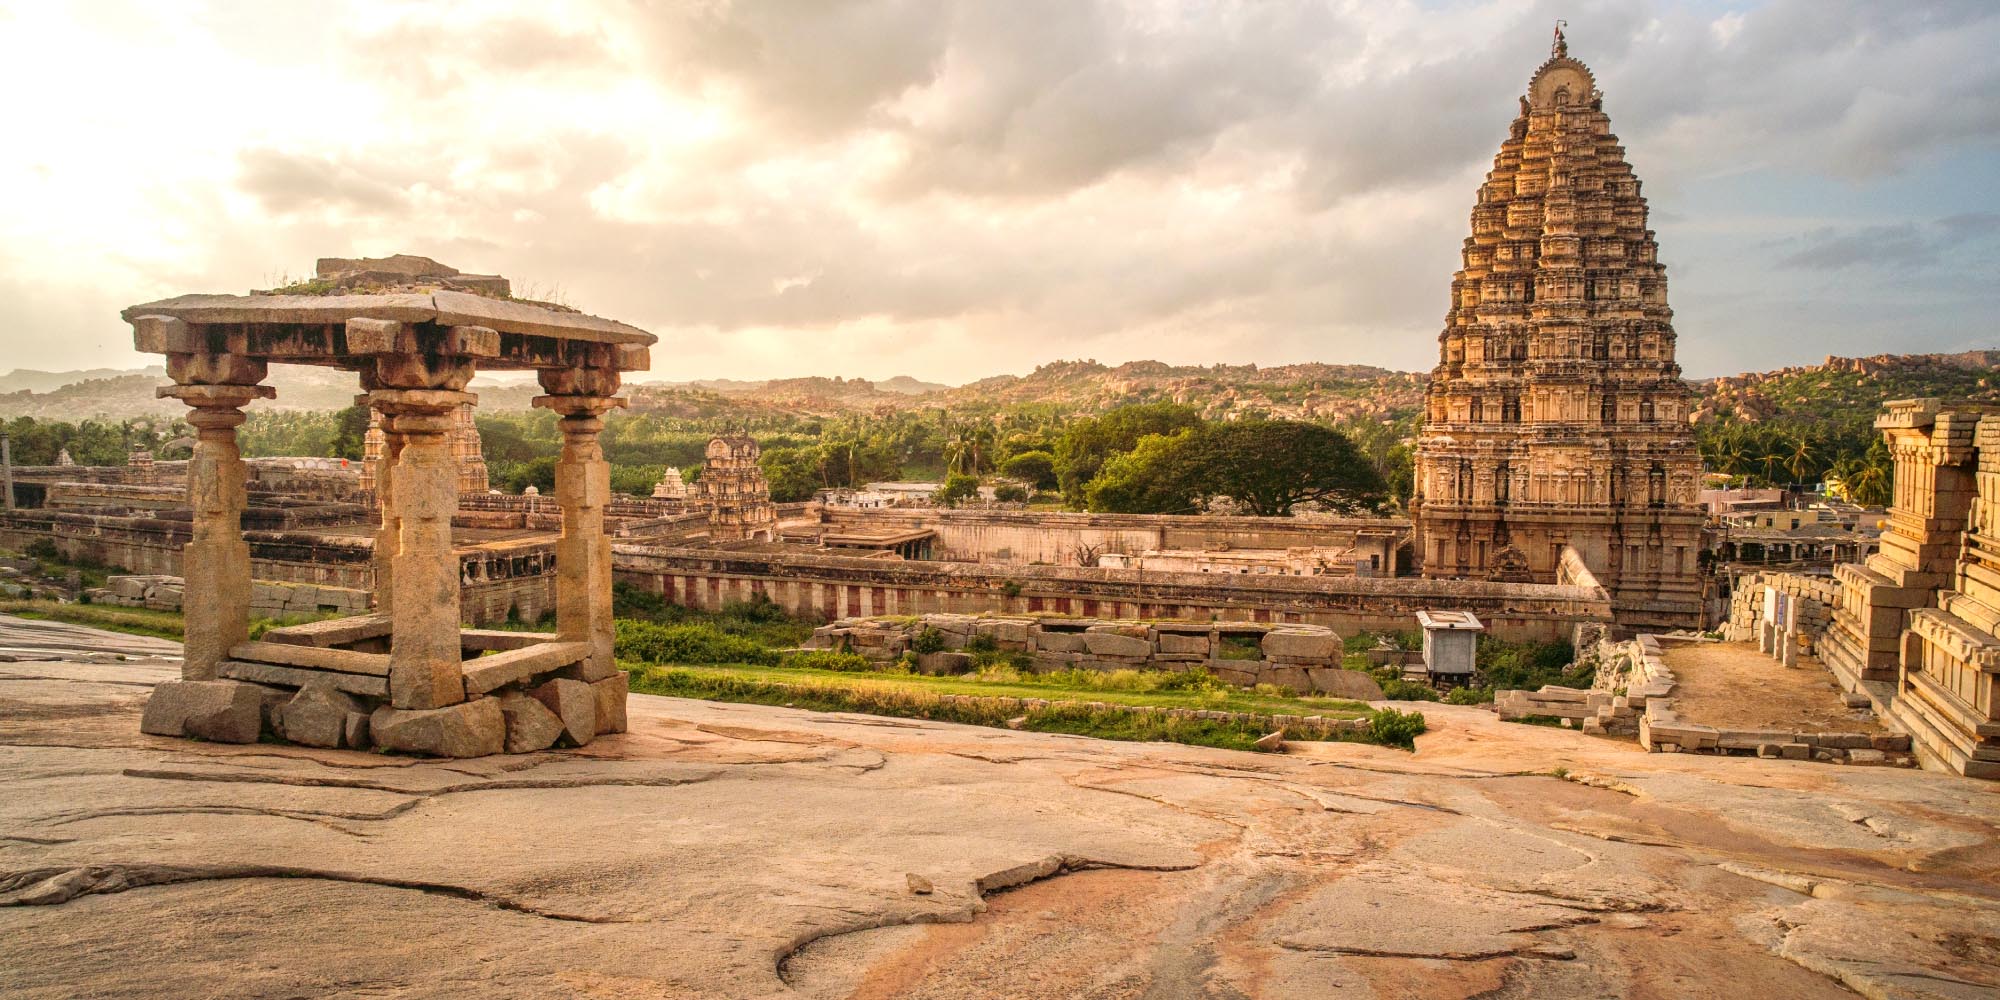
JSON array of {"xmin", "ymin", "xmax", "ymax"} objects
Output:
[
  {"xmin": 1410, "ymin": 33, "xmax": 1704, "ymax": 633},
  {"xmin": 612, "ymin": 543, "xmax": 1612, "ymax": 644},
  {"xmin": 1820, "ymin": 399, "xmax": 2000, "ymax": 778},
  {"xmin": 802, "ymin": 508, "xmax": 1409, "ymax": 574}
]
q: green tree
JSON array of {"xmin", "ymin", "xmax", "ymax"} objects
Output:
[
  {"xmin": 999, "ymin": 450, "xmax": 1058, "ymax": 490},
  {"xmin": 329, "ymin": 404, "xmax": 370, "ymax": 461},
  {"xmin": 936, "ymin": 473, "xmax": 980, "ymax": 507},
  {"xmin": 1054, "ymin": 403, "xmax": 1202, "ymax": 507},
  {"xmin": 1084, "ymin": 431, "xmax": 1205, "ymax": 514},
  {"xmin": 1195, "ymin": 420, "xmax": 1388, "ymax": 515},
  {"xmin": 761, "ymin": 447, "xmax": 825, "ymax": 503}
]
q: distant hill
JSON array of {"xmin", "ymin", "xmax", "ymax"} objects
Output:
[{"xmin": 7, "ymin": 351, "xmax": 1998, "ymax": 431}]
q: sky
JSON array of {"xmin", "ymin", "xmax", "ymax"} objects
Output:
[{"xmin": 0, "ymin": 0, "xmax": 1995, "ymax": 385}]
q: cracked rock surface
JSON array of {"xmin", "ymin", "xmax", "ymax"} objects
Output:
[{"xmin": 2, "ymin": 618, "xmax": 1997, "ymax": 999}]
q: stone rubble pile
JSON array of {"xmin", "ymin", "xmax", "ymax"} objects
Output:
[{"xmin": 806, "ymin": 613, "xmax": 1384, "ymax": 700}]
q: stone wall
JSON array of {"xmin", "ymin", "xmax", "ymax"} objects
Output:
[
  {"xmin": 806, "ymin": 613, "xmax": 1385, "ymax": 699},
  {"xmin": 1720, "ymin": 572, "xmax": 1837, "ymax": 648},
  {"xmin": 613, "ymin": 544, "xmax": 1612, "ymax": 643},
  {"xmin": 811, "ymin": 508, "xmax": 1409, "ymax": 571}
]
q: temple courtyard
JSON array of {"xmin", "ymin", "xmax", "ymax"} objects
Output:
[{"xmin": 2, "ymin": 617, "xmax": 1997, "ymax": 999}]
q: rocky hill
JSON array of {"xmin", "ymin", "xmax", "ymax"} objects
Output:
[{"xmin": 1691, "ymin": 351, "xmax": 2000, "ymax": 426}]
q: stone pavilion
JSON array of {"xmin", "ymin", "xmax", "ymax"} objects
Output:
[{"xmin": 127, "ymin": 261, "xmax": 656, "ymax": 757}]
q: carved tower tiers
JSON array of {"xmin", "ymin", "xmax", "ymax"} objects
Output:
[{"xmin": 1411, "ymin": 29, "xmax": 1704, "ymax": 631}]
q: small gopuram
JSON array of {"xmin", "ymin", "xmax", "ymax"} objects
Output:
[
  {"xmin": 126, "ymin": 260, "xmax": 655, "ymax": 757},
  {"xmin": 1822, "ymin": 399, "xmax": 2000, "ymax": 777},
  {"xmin": 697, "ymin": 434, "xmax": 778, "ymax": 542},
  {"xmin": 1411, "ymin": 28, "xmax": 1703, "ymax": 631}
]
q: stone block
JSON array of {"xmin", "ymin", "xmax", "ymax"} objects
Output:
[
  {"xmin": 915, "ymin": 651, "xmax": 974, "ymax": 675},
  {"xmin": 1032, "ymin": 629, "xmax": 1088, "ymax": 653},
  {"xmin": 496, "ymin": 691, "xmax": 563, "ymax": 753},
  {"xmin": 591, "ymin": 675, "xmax": 629, "ymax": 734},
  {"xmin": 280, "ymin": 680, "xmax": 365, "ymax": 749},
  {"xmin": 140, "ymin": 680, "xmax": 268, "ymax": 744},
  {"xmin": 1845, "ymin": 748, "xmax": 1887, "ymax": 765},
  {"xmin": 370, "ymin": 699, "xmax": 506, "ymax": 758},
  {"xmin": 1209, "ymin": 661, "xmax": 1258, "ymax": 687},
  {"xmin": 530, "ymin": 678, "xmax": 598, "ymax": 747},
  {"xmin": 1029, "ymin": 651, "xmax": 1079, "ymax": 674},
  {"xmin": 343, "ymin": 711, "xmax": 371, "ymax": 750},
  {"xmin": 1779, "ymin": 743, "xmax": 1811, "ymax": 760},
  {"xmin": 1081, "ymin": 631, "xmax": 1151, "ymax": 658},
  {"xmin": 975, "ymin": 619, "xmax": 1032, "ymax": 647},
  {"xmin": 1156, "ymin": 632, "xmax": 1210, "ymax": 656},
  {"xmin": 1261, "ymin": 629, "xmax": 1339, "ymax": 661}
]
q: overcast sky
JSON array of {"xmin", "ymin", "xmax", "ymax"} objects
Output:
[{"xmin": 1, "ymin": 0, "xmax": 1995, "ymax": 384}]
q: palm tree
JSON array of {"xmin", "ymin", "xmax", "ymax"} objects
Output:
[{"xmin": 1783, "ymin": 433, "xmax": 1817, "ymax": 486}]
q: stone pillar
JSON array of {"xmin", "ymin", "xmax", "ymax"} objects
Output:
[
  {"xmin": 160, "ymin": 364, "xmax": 271, "ymax": 680},
  {"xmin": 370, "ymin": 389, "xmax": 474, "ymax": 709},
  {"xmin": 370, "ymin": 415, "xmax": 404, "ymax": 616},
  {"xmin": 535, "ymin": 365, "xmax": 625, "ymax": 682}
]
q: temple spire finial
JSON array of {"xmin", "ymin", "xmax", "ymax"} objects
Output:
[{"xmin": 1552, "ymin": 20, "xmax": 1568, "ymax": 58}]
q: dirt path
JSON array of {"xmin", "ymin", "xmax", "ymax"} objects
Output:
[{"xmin": 1663, "ymin": 640, "xmax": 1882, "ymax": 733}]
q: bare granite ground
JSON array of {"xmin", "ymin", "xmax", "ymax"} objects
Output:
[
  {"xmin": 2, "ymin": 616, "xmax": 1997, "ymax": 999},
  {"xmin": 1664, "ymin": 640, "xmax": 1885, "ymax": 734}
]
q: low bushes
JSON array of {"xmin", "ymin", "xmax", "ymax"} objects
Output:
[{"xmin": 613, "ymin": 619, "xmax": 778, "ymax": 666}]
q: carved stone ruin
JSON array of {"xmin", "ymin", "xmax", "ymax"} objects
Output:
[
  {"xmin": 697, "ymin": 434, "xmax": 778, "ymax": 542},
  {"xmin": 125, "ymin": 261, "xmax": 655, "ymax": 757}
]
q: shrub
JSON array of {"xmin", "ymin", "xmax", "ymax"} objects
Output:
[
  {"xmin": 1378, "ymin": 677, "xmax": 1441, "ymax": 702},
  {"xmin": 965, "ymin": 633, "xmax": 999, "ymax": 654},
  {"xmin": 1444, "ymin": 686, "xmax": 1493, "ymax": 705},
  {"xmin": 993, "ymin": 484, "xmax": 1030, "ymax": 504},
  {"xmin": 780, "ymin": 650, "xmax": 873, "ymax": 672},
  {"xmin": 911, "ymin": 627, "xmax": 948, "ymax": 654},
  {"xmin": 1367, "ymin": 707, "xmax": 1428, "ymax": 750}
]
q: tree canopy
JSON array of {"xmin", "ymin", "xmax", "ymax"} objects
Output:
[{"xmin": 1082, "ymin": 419, "xmax": 1387, "ymax": 516}]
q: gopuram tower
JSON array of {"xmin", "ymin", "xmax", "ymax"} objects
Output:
[{"xmin": 1411, "ymin": 28, "xmax": 1704, "ymax": 631}]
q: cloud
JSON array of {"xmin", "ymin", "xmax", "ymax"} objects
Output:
[
  {"xmin": 0, "ymin": 0, "xmax": 1996, "ymax": 385},
  {"xmin": 1778, "ymin": 214, "xmax": 2000, "ymax": 271}
]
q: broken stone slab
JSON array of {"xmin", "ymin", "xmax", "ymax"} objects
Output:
[
  {"xmin": 1031, "ymin": 629, "xmax": 1088, "ymax": 653},
  {"xmin": 280, "ymin": 680, "xmax": 365, "ymax": 749},
  {"xmin": 531, "ymin": 678, "xmax": 598, "ymax": 747},
  {"xmin": 591, "ymin": 675, "xmax": 628, "ymax": 735},
  {"xmin": 370, "ymin": 699, "xmax": 505, "ymax": 758},
  {"xmin": 140, "ymin": 680, "xmax": 270, "ymax": 744},
  {"xmin": 495, "ymin": 691, "xmax": 563, "ymax": 754},
  {"xmin": 1254, "ymin": 731, "xmax": 1286, "ymax": 752}
]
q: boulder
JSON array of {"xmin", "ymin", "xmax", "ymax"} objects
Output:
[
  {"xmin": 974, "ymin": 619, "xmax": 1032, "ymax": 647},
  {"xmin": 531, "ymin": 678, "xmax": 598, "ymax": 747},
  {"xmin": 140, "ymin": 680, "xmax": 267, "ymax": 744},
  {"xmin": 495, "ymin": 691, "xmax": 563, "ymax": 753},
  {"xmin": 370, "ymin": 699, "xmax": 506, "ymax": 758},
  {"xmin": 1305, "ymin": 668, "xmax": 1385, "ymax": 701},
  {"xmin": 1253, "ymin": 731, "xmax": 1286, "ymax": 752},
  {"xmin": 591, "ymin": 675, "xmax": 629, "ymax": 734},
  {"xmin": 1260, "ymin": 665, "xmax": 1310, "ymax": 693},
  {"xmin": 280, "ymin": 680, "xmax": 365, "ymax": 749},
  {"xmin": 1261, "ymin": 628, "xmax": 1340, "ymax": 662}
]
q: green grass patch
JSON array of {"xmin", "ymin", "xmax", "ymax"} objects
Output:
[
  {"xmin": 626, "ymin": 663, "xmax": 1406, "ymax": 753},
  {"xmin": 625, "ymin": 659, "xmax": 1371, "ymax": 719},
  {"xmin": 0, "ymin": 600, "xmax": 186, "ymax": 639}
]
